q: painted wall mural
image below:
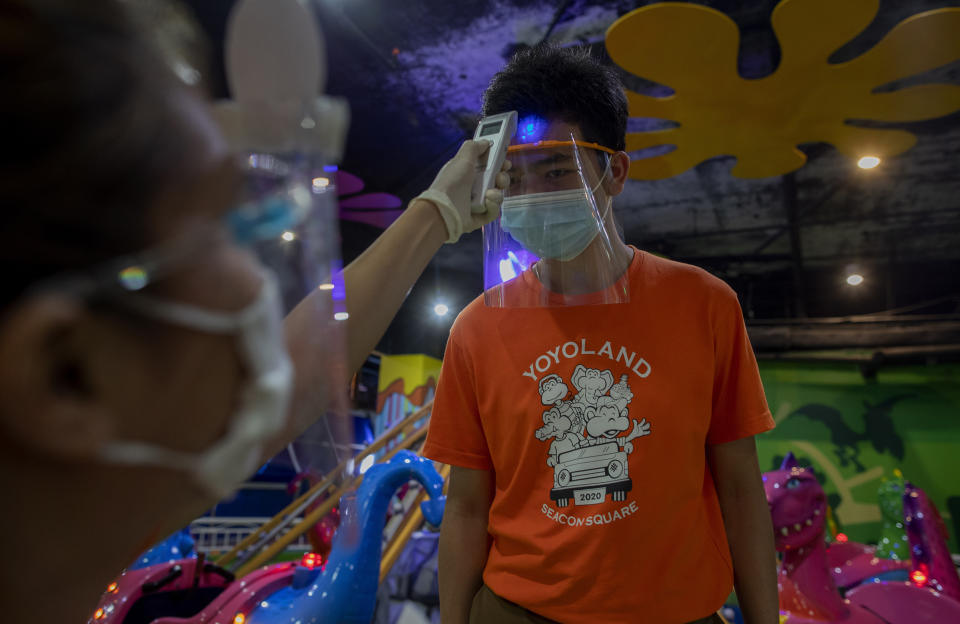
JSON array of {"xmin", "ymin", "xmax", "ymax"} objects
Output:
[
  {"xmin": 605, "ymin": 0, "xmax": 960, "ymax": 179},
  {"xmin": 756, "ymin": 361, "xmax": 960, "ymax": 552},
  {"xmin": 375, "ymin": 353, "xmax": 443, "ymax": 438}
]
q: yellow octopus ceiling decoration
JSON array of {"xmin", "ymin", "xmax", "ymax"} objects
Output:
[{"xmin": 605, "ymin": 0, "xmax": 960, "ymax": 179}]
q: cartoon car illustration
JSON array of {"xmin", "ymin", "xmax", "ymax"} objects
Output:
[{"xmin": 550, "ymin": 441, "xmax": 631, "ymax": 507}]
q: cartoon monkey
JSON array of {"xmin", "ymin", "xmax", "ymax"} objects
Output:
[
  {"xmin": 539, "ymin": 373, "xmax": 581, "ymax": 423},
  {"xmin": 539, "ymin": 374, "xmax": 569, "ymax": 406}
]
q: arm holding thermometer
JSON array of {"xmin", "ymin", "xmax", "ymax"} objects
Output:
[{"xmin": 410, "ymin": 112, "xmax": 515, "ymax": 243}]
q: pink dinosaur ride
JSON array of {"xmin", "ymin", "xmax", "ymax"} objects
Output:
[
  {"xmin": 763, "ymin": 453, "xmax": 960, "ymax": 623},
  {"xmin": 88, "ymin": 555, "xmax": 295, "ymax": 624}
]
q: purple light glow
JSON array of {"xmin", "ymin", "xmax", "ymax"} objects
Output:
[
  {"xmin": 486, "ymin": 241, "xmax": 537, "ymax": 289},
  {"xmin": 335, "ymin": 170, "xmax": 365, "ymax": 196},
  {"xmin": 382, "ymin": 4, "xmax": 618, "ymax": 122}
]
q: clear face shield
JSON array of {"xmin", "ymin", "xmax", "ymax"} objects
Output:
[
  {"xmin": 232, "ymin": 149, "xmax": 352, "ymax": 486},
  {"xmin": 482, "ymin": 138, "xmax": 631, "ymax": 308}
]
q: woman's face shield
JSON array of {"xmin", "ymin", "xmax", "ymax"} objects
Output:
[
  {"xmin": 482, "ymin": 138, "xmax": 630, "ymax": 308},
  {"xmin": 228, "ymin": 150, "xmax": 351, "ymax": 477}
]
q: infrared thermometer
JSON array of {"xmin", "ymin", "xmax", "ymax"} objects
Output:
[{"xmin": 471, "ymin": 110, "xmax": 517, "ymax": 212}]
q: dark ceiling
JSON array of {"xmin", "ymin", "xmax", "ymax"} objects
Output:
[{"xmin": 185, "ymin": 0, "xmax": 960, "ymax": 358}]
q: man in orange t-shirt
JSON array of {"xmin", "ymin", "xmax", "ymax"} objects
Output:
[{"xmin": 423, "ymin": 44, "xmax": 778, "ymax": 624}]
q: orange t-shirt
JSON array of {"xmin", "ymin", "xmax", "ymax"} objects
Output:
[{"xmin": 423, "ymin": 248, "xmax": 774, "ymax": 624}]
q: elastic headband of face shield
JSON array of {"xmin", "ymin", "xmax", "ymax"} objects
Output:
[
  {"xmin": 506, "ymin": 140, "xmax": 613, "ymax": 202},
  {"xmin": 506, "ymin": 139, "xmax": 616, "ymax": 156},
  {"xmin": 33, "ymin": 155, "xmax": 342, "ymax": 312},
  {"xmin": 481, "ymin": 137, "xmax": 630, "ymax": 308},
  {"xmin": 504, "ymin": 139, "xmax": 615, "ymax": 195}
]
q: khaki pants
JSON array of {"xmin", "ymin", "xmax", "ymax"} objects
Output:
[{"xmin": 469, "ymin": 584, "xmax": 725, "ymax": 624}]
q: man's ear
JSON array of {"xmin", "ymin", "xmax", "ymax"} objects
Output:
[
  {"xmin": 605, "ymin": 151, "xmax": 631, "ymax": 197},
  {"xmin": 0, "ymin": 295, "xmax": 115, "ymax": 460}
]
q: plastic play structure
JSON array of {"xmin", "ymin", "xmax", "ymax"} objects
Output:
[
  {"xmin": 874, "ymin": 471, "xmax": 911, "ymax": 561},
  {"xmin": 244, "ymin": 450, "xmax": 445, "ymax": 623},
  {"xmin": 823, "ymin": 472, "xmax": 912, "ymax": 590},
  {"xmin": 128, "ymin": 528, "xmax": 196, "ymax": 572},
  {"xmin": 901, "ymin": 482, "xmax": 960, "ymax": 601},
  {"xmin": 215, "ymin": 401, "xmax": 442, "ymax": 580},
  {"xmin": 90, "ymin": 446, "xmax": 446, "ymax": 624},
  {"xmin": 764, "ymin": 453, "xmax": 960, "ymax": 623},
  {"xmin": 90, "ymin": 394, "xmax": 446, "ymax": 622},
  {"xmin": 287, "ymin": 471, "xmax": 340, "ymax": 561}
]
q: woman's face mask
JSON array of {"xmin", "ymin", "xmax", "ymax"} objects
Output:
[{"xmin": 99, "ymin": 269, "xmax": 293, "ymax": 499}]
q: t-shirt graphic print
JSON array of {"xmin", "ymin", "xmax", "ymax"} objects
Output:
[{"xmin": 535, "ymin": 365, "xmax": 651, "ymax": 508}]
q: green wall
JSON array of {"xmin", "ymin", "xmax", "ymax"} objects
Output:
[{"xmin": 756, "ymin": 361, "xmax": 960, "ymax": 552}]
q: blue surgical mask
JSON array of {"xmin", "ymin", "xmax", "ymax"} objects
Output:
[{"xmin": 501, "ymin": 170, "xmax": 610, "ymax": 261}]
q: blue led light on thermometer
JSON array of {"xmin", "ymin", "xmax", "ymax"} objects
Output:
[{"xmin": 517, "ymin": 115, "xmax": 546, "ymax": 143}]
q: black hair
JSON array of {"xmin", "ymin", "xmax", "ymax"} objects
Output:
[
  {"xmin": 0, "ymin": 0, "xmax": 203, "ymax": 309},
  {"xmin": 482, "ymin": 44, "xmax": 627, "ymax": 152}
]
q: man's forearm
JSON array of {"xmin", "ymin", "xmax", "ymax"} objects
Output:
[
  {"xmin": 721, "ymin": 477, "xmax": 779, "ymax": 624},
  {"xmin": 709, "ymin": 437, "xmax": 779, "ymax": 624},
  {"xmin": 439, "ymin": 510, "xmax": 490, "ymax": 624}
]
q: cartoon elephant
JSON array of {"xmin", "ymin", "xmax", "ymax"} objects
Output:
[{"xmin": 571, "ymin": 365, "xmax": 614, "ymax": 408}]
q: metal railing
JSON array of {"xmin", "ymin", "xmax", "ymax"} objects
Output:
[
  {"xmin": 189, "ymin": 516, "xmax": 313, "ymax": 555},
  {"xmin": 216, "ymin": 400, "xmax": 436, "ymax": 577}
]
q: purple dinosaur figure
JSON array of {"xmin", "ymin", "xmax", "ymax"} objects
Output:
[
  {"xmin": 901, "ymin": 483, "xmax": 960, "ymax": 600},
  {"xmin": 763, "ymin": 453, "xmax": 960, "ymax": 623}
]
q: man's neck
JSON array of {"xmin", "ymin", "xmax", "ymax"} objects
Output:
[{"xmin": 536, "ymin": 238, "xmax": 634, "ymax": 296}]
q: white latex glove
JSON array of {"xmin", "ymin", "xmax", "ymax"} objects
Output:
[{"xmin": 413, "ymin": 140, "xmax": 512, "ymax": 243}]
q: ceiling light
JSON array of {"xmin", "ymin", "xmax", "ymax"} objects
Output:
[
  {"xmin": 434, "ymin": 303, "xmax": 449, "ymax": 317},
  {"xmin": 857, "ymin": 156, "xmax": 880, "ymax": 169},
  {"xmin": 846, "ymin": 273, "xmax": 864, "ymax": 286},
  {"xmin": 281, "ymin": 231, "xmax": 296, "ymax": 242}
]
